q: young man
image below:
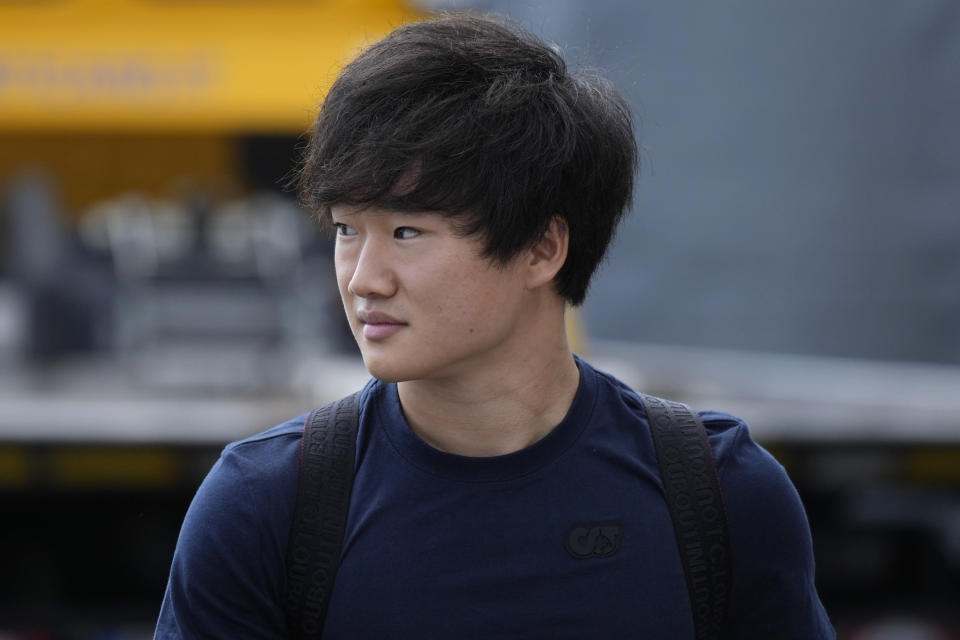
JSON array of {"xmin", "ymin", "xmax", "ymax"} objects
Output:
[{"xmin": 156, "ymin": 13, "xmax": 834, "ymax": 639}]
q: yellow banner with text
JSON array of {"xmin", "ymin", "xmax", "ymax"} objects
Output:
[{"xmin": 0, "ymin": 0, "xmax": 424, "ymax": 132}]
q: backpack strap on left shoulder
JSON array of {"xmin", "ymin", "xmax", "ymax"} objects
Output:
[
  {"xmin": 642, "ymin": 393, "xmax": 732, "ymax": 640},
  {"xmin": 285, "ymin": 391, "xmax": 362, "ymax": 639}
]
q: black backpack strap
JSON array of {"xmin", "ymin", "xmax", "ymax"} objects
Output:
[
  {"xmin": 284, "ymin": 391, "xmax": 361, "ymax": 639},
  {"xmin": 642, "ymin": 393, "xmax": 732, "ymax": 640}
]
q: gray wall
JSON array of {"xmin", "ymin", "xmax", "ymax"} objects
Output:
[{"xmin": 434, "ymin": 0, "xmax": 960, "ymax": 363}]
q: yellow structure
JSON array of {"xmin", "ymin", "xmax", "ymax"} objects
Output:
[
  {"xmin": 0, "ymin": 0, "xmax": 425, "ymax": 132},
  {"xmin": 0, "ymin": 0, "xmax": 427, "ymax": 212}
]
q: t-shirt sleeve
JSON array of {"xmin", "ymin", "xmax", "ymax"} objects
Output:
[
  {"xmin": 154, "ymin": 441, "xmax": 294, "ymax": 639},
  {"xmin": 708, "ymin": 416, "xmax": 836, "ymax": 640}
]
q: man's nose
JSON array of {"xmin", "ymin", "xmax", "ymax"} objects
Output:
[{"xmin": 347, "ymin": 242, "xmax": 397, "ymax": 299}]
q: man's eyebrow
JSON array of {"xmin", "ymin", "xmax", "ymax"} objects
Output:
[{"xmin": 330, "ymin": 207, "xmax": 361, "ymax": 220}]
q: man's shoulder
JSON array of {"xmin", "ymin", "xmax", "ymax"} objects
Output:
[
  {"xmin": 583, "ymin": 356, "xmax": 751, "ymax": 463},
  {"xmin": 588, "ymin": 360, "xmax": 801, "ymax": 532},
  {"xmin": 229, "ymin": 413, "xmax": 307, "ymax": 446},
  {"xmin": 220, "ymin": 380, "xmax": 380, "ymax": 473},
  {"xmin": 219, "ymin": 413, "xmax": 308, "ymax": 475}
]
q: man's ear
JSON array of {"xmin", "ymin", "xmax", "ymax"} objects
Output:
[{"xmin": 526, "ymin": 217, "xmax": 569, "ymax": 289}]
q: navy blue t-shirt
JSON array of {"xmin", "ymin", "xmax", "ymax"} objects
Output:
[{"xmin": 156, "ymin": 357, "xmax": 834, "ymax": 639}]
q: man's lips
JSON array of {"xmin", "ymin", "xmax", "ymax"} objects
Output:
[
  {"xmin": 356, "ymin": 310, "xmax": 406, "ymax": 340},
  {"xmin": 357, "ymin": 310, "xmax": 404, "ymax": 325}
]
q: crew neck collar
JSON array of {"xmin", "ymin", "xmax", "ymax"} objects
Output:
[{"xmin": 372, "ymin": 355, "xmax": 598, "ymax": 483}]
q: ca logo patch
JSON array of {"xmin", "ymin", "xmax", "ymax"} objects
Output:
[{"xmin": 565, "ymin": 523, "xmax": 623, "ymax": 559}]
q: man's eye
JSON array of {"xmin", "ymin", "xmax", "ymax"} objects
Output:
[
  {"xmin": 334, "ymin": 223, "xmax": 357, "ymax": 236},
  {"xmin": 394, "ymin": 227, "xmax": 421, "ymax": 240}
]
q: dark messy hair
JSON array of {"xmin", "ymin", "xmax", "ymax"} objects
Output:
[{"xmin": 298, "ymin": 13, "xmax": 637, "ymax": 305}]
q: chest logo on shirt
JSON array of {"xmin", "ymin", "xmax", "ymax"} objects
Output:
[{"xmin": 565, "ymin": 522, "xmax": 623, "ymax": 559}]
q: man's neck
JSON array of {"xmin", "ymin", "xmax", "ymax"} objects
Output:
[{"xmin": 396, "ymin": 333, "xmax": 580, "ymax": 458}]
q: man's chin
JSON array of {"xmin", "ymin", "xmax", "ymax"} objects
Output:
[{"xmin": 361, "ymin": 354, "xmax": 412, "ymax": 383}]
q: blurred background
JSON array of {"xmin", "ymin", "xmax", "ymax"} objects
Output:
[{"xmin": 1, "ymin": 0, "xmax": 958, "ymax": 638}]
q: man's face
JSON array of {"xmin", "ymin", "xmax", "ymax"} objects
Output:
[{"xmin": 331, "ymin": 204, "xmax": 531, "ymax": 383}]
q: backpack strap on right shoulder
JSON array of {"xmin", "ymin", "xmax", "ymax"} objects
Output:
[
  {"xmin": 284, "ymin": 391, "xmax": 361, "ymax": 639},
  {"xmin": 641, "ymin": 393, "xmax": 732, "ymax": 640}
]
